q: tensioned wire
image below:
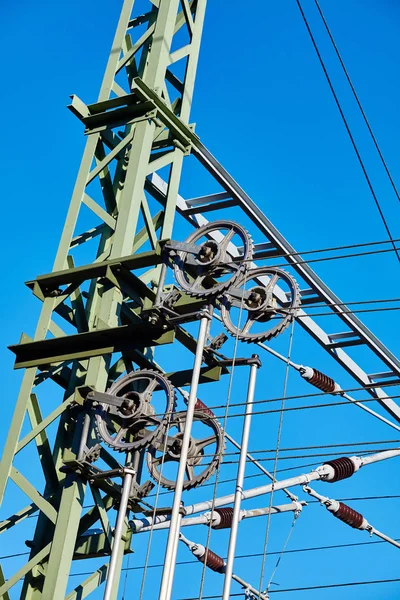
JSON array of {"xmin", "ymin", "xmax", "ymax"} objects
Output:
[
  {"xmin": 235, "ymin": 243, "xmax": 400, "ymax": 267},
  {"xmin": 64, "ymin": 537, "xmax": 400, "ymax": 579},
  {"xmin": 123, "ymin": 395, "xmax": 400, "ymax": 426},
  {"xmin": 120, "ymin": 387, "xmax": 400, "ymax": 420},
  {"xmin": 314, "ymin": 0, "xmax": 400, "ymax": 206},
  {"xmin": 138, "ymin": 409, "xmax": 174, "ymax": 599},
  {"xmin": 258, "ymin": 320, "xmax": 295, "ymax": 597},
  {"xmin": 176, "ymin": 577, "xmax": 400, "ymax": 597},
  {"xmin": 198, "ymin": 280, "xmax": 247, "ymax": 599},
  {"xmin": 294, "ymin": 0, "xmax": 400, "ymax": 263}
]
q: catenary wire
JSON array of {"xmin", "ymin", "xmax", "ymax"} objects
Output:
[
  {"xmin": 314, "ymin": 0, "xmax": 400, "ymax": 205},
  {"xmin": 66, "ymin": 538, "xmax": 400, "ymax": 579},
  {"xmin": 138, "ymin": 411, "xmax": 173, "ymax": 599},
  {"xmin": 237, "ymin": 244, "xmax": 400, "ymax": 267},
  {"xmin": 177, "ymin": 578, "xmax": 400, "ymax": 597},
  {"xmin": 190, "ymin": 388, "xmax": 400, "ymax": 415},
  {"xmin": 70, "ymin": 392, "xmax": 400, "ymax": 426},
  {"xmin": 235, "ymin": 236, "xmax": 400, "ymax": 263},
  {"xmin": 295, "ymin": 0, "xmax": 400, "ymax": 263}
]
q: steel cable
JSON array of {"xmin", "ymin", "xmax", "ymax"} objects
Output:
[
  {"xmin": 258, "ymin": 320, "xmax": 295, "ymax": 596},
  {"xmin": 198, "ymin": 286, "xmax": 247, "ymax": 599},
  {"xmin": 295, "ymin": 0, "xmax": 400, "ymax": 263},
  {"xmin": 314, "ymin": 0, "xmax": 400, "ymax": 206}
]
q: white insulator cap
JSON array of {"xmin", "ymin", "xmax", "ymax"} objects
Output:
[
  {"xmin": 326, "ymin": 499, "xmax": 341, "ymax": 513},
  {"xmin": 179, "ymin": 533, "xmax": 206, "ymax": 558},
  {"xmin": 349, "ymin": 456, "xmax": 363, "ymax": 472},
  {"xmin": 316, "ymin": 463, "xmax": 336, "ymax": 481},
  {"xmin": 300, "ymin": 366, "xmax": 314, "ymax": 380},
  {"xmin": 204, "ymin": 510, "xmax": 221, "ymax": 528}
]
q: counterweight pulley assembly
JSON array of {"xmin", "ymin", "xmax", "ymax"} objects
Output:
[{"xmin": 71, "ymin": 218, "xmax": 304, "ymax": 600}]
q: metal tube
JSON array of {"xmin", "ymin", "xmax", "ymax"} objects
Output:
[
  {"xmin": 371, "ymin": 527, "xmax": 400, "ymax": 549},
  {"xmin": 130, "ymin": 502, "xmax": 303, "ymax": 533},
  {"xmin": 222, "ymin": 360, "xmax": 259, "ymax": 600},
  {"xmin": 103, "ymin": 467, "xmax": 134, "ymax": 600},
  {"xmin": 183, "ymin": 471, "xmax": 322, "ymax": 516},
  {"xmin": 359, "ymin": 448, "xmax": 400, "ymax": 466},
  {"xmin": 158, "ymin": 311, "xmax": 210, "ymax": 600},
  {"xmin": 342, "ymin": 393, "xmax": 400, "ymax": 432},
  {"xmin": 165, "ymin": 514, "xmax": 183, "ymax": 600}
]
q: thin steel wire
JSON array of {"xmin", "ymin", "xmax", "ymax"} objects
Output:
[
  {"xmin": 196, "ymin": 387, "xmax": 400, "ymax": 415},
  {"xmin": 83, "ymin": 391, "xmax": 400, "ymax": 425},
  {"xmin": 139, "ymin": 413, "xmax": 173, "ymax": 600},
  {"xmin": 176, "ymin": 577, "xmax": 400, "ymax": 597},
  {"xmin": 198, "ymin": 282, "xmax": 247, "ymax": 599},
  {"xmin": 295, "ymin": 0, "xmax": 400, "ymax": 263},
  {"xmin": 240, "ymin": 244, "xmax": 400, "ymax": 267},
  {"xmin": 258, "ymin": 320, "xmax": 295, "ymax": 596},
  {"xmin": 237, "ymin": 236, "xmax": 400, "ymax": 262},
  {"xmin": 266, "ymin": 511, "xmax": 299, "ymax": 591},
  {"xmin": 314, "ymin": 0, "xmax": 400, "ymax": 206}
]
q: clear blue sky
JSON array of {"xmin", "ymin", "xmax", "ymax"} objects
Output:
[{"xmin": 1, "ymin": 0, "xmax": 400, "ymax": 598}]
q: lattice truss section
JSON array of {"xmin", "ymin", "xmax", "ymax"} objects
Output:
[{"xmin": 0, "ymin": 0, "xmax": 400, "ymax": 599}]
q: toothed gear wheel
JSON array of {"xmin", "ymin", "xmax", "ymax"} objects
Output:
[
  {"xmin": 173, "ymin": 221, "xmax": 254, "ymax": 298},
  {"xmin": 220, "ymin": 267, "xmax": 300, "ymax": 343},
  {"xmin": 95, "ymin": 370, "xmax": 176, "ymax": 452},
  {"xmin": 146, "ymin": 410, "xmax": 225, "ymax": 490}
]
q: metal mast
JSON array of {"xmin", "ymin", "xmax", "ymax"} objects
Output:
[
  {"xmin": 1, "ymin": 2, "xmax": 400, "ymax": 600},
  {"xmin": 0, "ymin": 1, "xmax": 207, "ymax": 598}
]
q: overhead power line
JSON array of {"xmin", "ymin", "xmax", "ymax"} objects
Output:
[
  {"xmin": 314, "ymin": 0, "xmax": 400, "ymax": 206},
  {"xmin": 67, "ymin": 538, "xmax": 400, "ymax": 579},
  {"xmin": 247, "ymin": 243, "xmax": 400, "ymax": 268},
  {"xmin": 295, "ymin": 0, "xmax": 400, "ymax": 263},
  {"xmin": 177, "ymin": 577, "xmax": 400, "ymax": 598}
]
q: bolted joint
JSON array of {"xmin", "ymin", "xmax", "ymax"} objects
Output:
[
  {"xmin": 196, "ymin": 306, "xmax": 213, "ymax": 321},
  {"xmin": 249, "ymin": 354, "xmax": 262, "ymax": 368}
]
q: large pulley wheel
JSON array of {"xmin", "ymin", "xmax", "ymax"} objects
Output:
[
  {"xmin": 95, "ymin": 370, "xmax": 176, "ymax": 452},
  {"xmin": 220, "ymin": 267, "xmax": 300, "ymax": 342},
  {"xmin": 146, "ymin": 410, "xmax": 225, "ymax": 490},
  {"xmin": 173, "ymin": 221, "xmax": 254, "ymax": 298}
]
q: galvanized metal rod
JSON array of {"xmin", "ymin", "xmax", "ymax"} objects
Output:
[
  {"xmin": 165, "ymin": 513, "xmax": 183, "ymax": 600},
  {"xmin": 130, "ymin": 502, "xmax": 303, "ymax": 533},
  {"xmin": 158, "ymin": 309, "xmax": 211, "ymax": 600},
  {"xmin": 103, "ymin": 467, "xmax": 135, "ymax": 600},
  {"xmin": 222, "ymin": 359, "xmax": 259, "ymax": 600},
  {"xmin": 232, "ymin": 573, "xmax": 269, "ymax": 600},
  {"xmin": 371, "ymin": 527, "xmax": 400, "ymax": 549}
]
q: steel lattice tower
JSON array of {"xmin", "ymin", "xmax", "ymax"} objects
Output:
[{"xmin": 1, "ymin": 2, "xmax": 400, "ymax": 599}]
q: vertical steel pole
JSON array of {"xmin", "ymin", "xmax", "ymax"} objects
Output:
[
  {"xmin": 103, "ymin": 467, "xmax": 135, "ymax": 600},
  {"xmin": 222, "ymin": 355, "xmax": 261, "ymax": 600},
  {"xmin": 158, "ymin": 308, "xmax": 211, "ymax": 600},
  {"xmin": 165, "ymin": 513, "xmax": 183, "ymax": 600}
]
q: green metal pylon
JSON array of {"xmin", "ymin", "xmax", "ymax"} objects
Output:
[{"xmin": 0, "ymin": 1, "xmax": 207, "ymax": 598}]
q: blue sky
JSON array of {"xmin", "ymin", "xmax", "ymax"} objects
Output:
[{"xmin": 1, "ymin": 0, "xmax": 400, "ymax": 598}]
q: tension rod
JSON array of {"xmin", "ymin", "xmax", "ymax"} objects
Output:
[{"xmin": 303, "ymin": 485, "xmax": 400, "ymax": 549}]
